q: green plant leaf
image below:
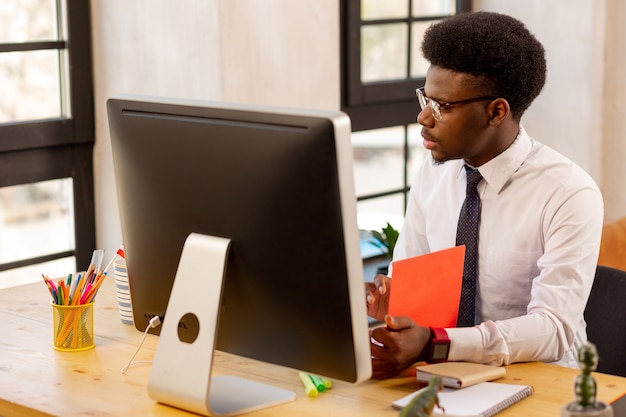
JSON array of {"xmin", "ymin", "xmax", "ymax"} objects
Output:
[
  {"xmin": 368, "ymin": 222, "xmax": 399, "ymax": 259},
  {"xmin": 382, "ymin": 222, "xmax": 399, "ymax": 255}
]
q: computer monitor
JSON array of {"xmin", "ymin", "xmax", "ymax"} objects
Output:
[{"xmin": 107, "ymin": 95, "xmax": 372, "ymax": 414}]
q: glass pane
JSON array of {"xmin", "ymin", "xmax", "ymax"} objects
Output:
[
  {"xmin": 361, "ymin": 24, "xmax": 408, "ymax": 82},
  {"xmin": 412, "ymin": 0, "xmax": 456, "ymax": 17},
  {"xmin": 0, "ymin": 179, "xmax": 75, "ymax": 265},
  {"xmin": 361, "ymin": 0, "xmax": 408, "ymax": 20},
  {"xmin": 410, "ymin": 21, "xmax": 436, "ymax": 78},
  {"xmin": 1, "ymin": 0, "xmax": 59, "ymax": 43},
  {"xmin": 352, "ymin": 126, "xmax": 405, "ymax": 197},
  {"xmin": 407, "ymin": 123, "xmax": 430, "ymax": 184},
  {"xmin": 0, "ymin": 257, "xmax": 75, "ymax": 289},
  {"xmin": 0, "ymin": 50, "xmax": 62, "ymax": 123},
  {"xmin": 357, "ymin": 195, "xmax": 405, "ymax": 233}
]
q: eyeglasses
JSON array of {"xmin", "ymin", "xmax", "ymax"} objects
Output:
[{"xmin": 416, "ymin": 87, "xmax": 497, "ymax": 122}]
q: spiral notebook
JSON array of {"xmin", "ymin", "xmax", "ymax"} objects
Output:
[{"xmin": 392, "ymin": 382, "xmax": 534, "ymax": 417}]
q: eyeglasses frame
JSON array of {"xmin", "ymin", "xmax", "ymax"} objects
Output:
[{"xmin": 416, "ymin": 87, "xmax": 498, "ymax": 121}]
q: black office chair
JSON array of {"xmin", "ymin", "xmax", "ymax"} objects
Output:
[{"xmin": 584, "ymin": 265, "xmax": 626, "ymax": 377}]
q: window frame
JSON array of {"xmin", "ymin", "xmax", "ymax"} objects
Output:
[
  {"xmin": 341, "ymin": 0, "xmax": 471, "ymax": 132},
  {"xmin": 0, "ymin": 0, "xmax": 95, "ymax": 271},
  {"xmin": 341, "ymin": 0, "xmax": 471, "ymax": 233}
]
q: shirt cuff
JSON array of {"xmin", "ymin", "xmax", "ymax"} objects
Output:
[{"xmin": 446, "ymin": 326, "xmax": 485, "ymax": 362}]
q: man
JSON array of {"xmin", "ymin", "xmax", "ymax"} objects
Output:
[{"xmin": 366, "ymin": 11, "xmax": 603, "ymax": 379}]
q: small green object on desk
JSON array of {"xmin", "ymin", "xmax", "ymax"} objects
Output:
[
  {"xmin": 576, "ymin": 343, "xmax": 599, "ymax": 409},
  {"xmin": 309, "ymin": 374, "xmax": 326, "ymax": 392},
  {"xmin": 561, "ymin": 342, "xmax": 614, "ymax": 417},
  {"xmin": 399, "ymin": 375, "xmax": 444, "ymax": 417}
]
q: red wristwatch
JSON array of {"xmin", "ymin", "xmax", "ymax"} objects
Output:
[{"xmin": 428, "ymin": 327, "xmax": 450, "ymax": 363}]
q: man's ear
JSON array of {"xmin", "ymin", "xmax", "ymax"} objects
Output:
[{"xmin": 487, "ymin": 98, "xmax": 510, "ymax": 126}]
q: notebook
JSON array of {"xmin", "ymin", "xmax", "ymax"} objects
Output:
[
  {"xmin": 416, "ymin": 362, "xmax": 506, "ymax": 389},
  {"xmin": 392, "ymin": 382, "xmax": 534, "ymax": 417}
]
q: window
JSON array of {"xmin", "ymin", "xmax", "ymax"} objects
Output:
[
  {"xmin": 341, "ymin": 0, "xmax": 470, "ymax": 232},
  {"xmin": 0, "ymin": 0, "xmax": 95, "ymax": 288}
]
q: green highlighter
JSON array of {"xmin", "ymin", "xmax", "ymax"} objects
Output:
[{"xmin": 309, "ymin": 374, "xmax": 326, "ymax": 392}]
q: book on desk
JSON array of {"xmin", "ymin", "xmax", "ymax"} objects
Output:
[
  {"xmin": 415, "ymin": 362, "xmax": 506, "ymax": 389},
  {"xmin": 392, "ymin": 381, "xmax": 534, "ymax": 417}
]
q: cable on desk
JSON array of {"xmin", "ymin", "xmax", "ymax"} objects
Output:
[{"xmin": 121, "ymin": 315, "xmax": 161, "ymax": 374}]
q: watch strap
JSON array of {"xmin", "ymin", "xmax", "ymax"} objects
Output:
[{"xmin": 428, "ymin": 327, "xmax": 450, "ymax": 363}]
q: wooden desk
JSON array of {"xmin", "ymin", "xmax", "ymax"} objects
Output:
[{"xmin": 2, "ymin": 278, "xmax": 625, "ymax": 417}]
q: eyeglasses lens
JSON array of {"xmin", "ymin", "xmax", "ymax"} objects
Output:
[{"xmin": 416, "ymin": 88, "xmax": 441, "ymax": 121}]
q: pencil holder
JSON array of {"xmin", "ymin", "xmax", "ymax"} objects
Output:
[{"xmin": 51, "ymin": 301, "xmax": 95, "ymax": 351}]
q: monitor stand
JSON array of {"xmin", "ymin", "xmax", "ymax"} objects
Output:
[{"xmin": 147, "ymin": 233, "xmax": 296, "ymax": 416}]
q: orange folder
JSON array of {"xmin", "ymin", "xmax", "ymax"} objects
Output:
[{"xmin": 388, "ymin": 245, "xmax": 465, "ymax": 328}]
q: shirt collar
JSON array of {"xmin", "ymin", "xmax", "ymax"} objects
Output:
[{"xmin": 468, "ymin": 126, "xmax": 533, "ymax": 194}]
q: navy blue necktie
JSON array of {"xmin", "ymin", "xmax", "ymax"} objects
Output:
[{"xmin": 456, "ymin": 166, "xmax": 483, "ymax": 327}]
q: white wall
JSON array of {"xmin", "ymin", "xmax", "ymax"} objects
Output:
[
  {"xmin": 91, "ymin": 0, "xmax": 221, "ymax": 257},
  {"xmin": 475, "ymin": 0, "xmax": 626, "ymax": 222},
  {"xmin": 91, "ymin": 1, "xmax": 626, "ymax": 255},
  {"xmin": 603, "ymin": 0, "xmax": 626, "ymax": 222},
  {"xmin": 219, "ymin": 0, "xmax": 340, "ymax": 109},
  {"xmin": 473, "ymin": 0, "xmax": 605, "ymax": 180}
]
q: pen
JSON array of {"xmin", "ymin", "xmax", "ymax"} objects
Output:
[
  {"xmin": 298, "ymin": 372, "xmax": 318, "ymax": 397},
  {"xmin": 42, "ymin": 274, "xmax": 58, "ymax": 304},
  {"xmin": 69, "ymin": 273, "xmax": 80, "ymax": 303},
  {"xmin": 309, "ymin": 374, "xmax": 326, "ymax": 392},
  {"xmin": 45, "ymin": 274, "xmax": 57, "ymax": 294},
  {"xmin": 83, "ymin": 274, "xmax": 105, "ymax": 304},
  {"xmin": 92, "ymin": 273, "xmax": 107, "ymax": 298},
  {"xmin": 70, "ymin": 274, "xmax": 82, "ymax": 305},
  {"xmin": 66, "ymin": 273, "xmax": 72, "ymax": 289},
  {"xmin": 101, "ymin": 244, "xmax": 124, "ymax": 276},
  {"xmin": 80, "ymin": 283, "xmax": 93, "ymax": 305},
  {"xmin": 57, "ymin": 280, "xmax": 65, "ymax": 305},
  {"xmin": 76, "ymin": 273, "xmax": 89, "ymax": 303}
]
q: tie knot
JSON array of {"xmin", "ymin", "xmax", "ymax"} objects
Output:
[{"xmin": 464, "ymin": 166, "xmax": 483, "ymax": 189}]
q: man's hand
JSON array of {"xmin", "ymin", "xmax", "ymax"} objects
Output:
[
  {"xmin": 369, "ymin": 315, "xmax": 431, "ymax": 379},
  {"xmin": 365, "ymin": 274, "xmax": 391, "ymax": 322}
]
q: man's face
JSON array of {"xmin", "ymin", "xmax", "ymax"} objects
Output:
[{"xmin": 418, "ymin": 66, "xmax": 494, "ymax": 167}]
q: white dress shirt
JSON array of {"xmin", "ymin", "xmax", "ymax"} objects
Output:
[{"xmin": 393, "ymin": 127, "xmax": 604, "ymax": 368}]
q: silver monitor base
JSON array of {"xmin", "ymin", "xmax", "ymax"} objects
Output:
[{"xmin": 147, "ymin": 233, "xmax": 295, "ymax": 416}]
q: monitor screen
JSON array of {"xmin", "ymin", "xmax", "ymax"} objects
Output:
[{"xmin": 107, "ymin": 95, "xmax": 372, "ymax": 384}]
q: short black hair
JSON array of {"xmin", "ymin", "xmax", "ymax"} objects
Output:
[{"xmin": 421, "ymin": 11, "xmax": 546, "ymax": 120}]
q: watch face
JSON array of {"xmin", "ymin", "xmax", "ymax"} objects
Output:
[{"xmin": 432, "ymin": 343, "xmax": 449, "ymax": 359}]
